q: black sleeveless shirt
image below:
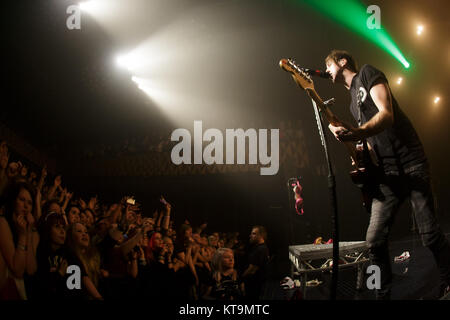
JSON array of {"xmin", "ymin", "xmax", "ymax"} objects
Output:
[{"xmin": 349, "ymin": 64, "xmax": 427, "ymax": 175}]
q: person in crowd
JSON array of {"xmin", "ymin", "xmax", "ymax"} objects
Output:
[
  {"xmin": 66, "ymin": 204, "xmax": 81, "ymax": 225},
  {"xmin": 242, "ymin": 225, "xmax": 269, "ymax": 300},
  {"xmin": 173, "ymin": 223, "xmax": 199, "ymax": 299},
  {"xmin": 208, "ymin": 235, "xmax": 219, "ymax": 251},
  {"xmin": 154, "ymin": 196, "xmax": 172, "ymax": 236},
  {"xmin": 65, "ymin": 222, "xmax": 103, "ymax": 300},
  {"xmin": 0, "ymin": 181, "xmax": 39, "ymax": 299},
  {"xmin": 225, "ymin": 232, "xmax": 240, "ymax": 250},
  {"xmin": 162, "ymin": 235, "xmax": 178, "ymax": 271},
  {"xmin": 81, "ymin": 208, "xmax": 95, "ymax": 230},
  {"xmin": 190, "ymin": 229, "xmax": 212, "ymax": 297},
  {"xmin": 42, "ymin": 199, "xmax": 62, "ymax": 217},
  {"xmin": 98, "ymin": 220, "xmax": 151, "ymax": 299},
  {"xmin": 29, "ymin": 212, "xmax": 70, "ymax": 299},
  {"xmin": 203, "ymin": 248, "xmax": 244, "ymax": 301},
  {"xmin": 139, "ymin": 231, "xmax": 176, "ymax": 298}
]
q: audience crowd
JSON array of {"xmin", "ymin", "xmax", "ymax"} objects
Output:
[{"xmin": 0, "ymin": 139, "xmax": 270, "ymax": 300}]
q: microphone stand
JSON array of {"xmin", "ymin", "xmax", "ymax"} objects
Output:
[{"xmin": 310, "ymin": 97, "xmax": 339, "ymax": 300}]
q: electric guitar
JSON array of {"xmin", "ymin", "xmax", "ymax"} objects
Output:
[{"xmin": 280, "ymin": 58, "xmax": 377, "ymax": 212}]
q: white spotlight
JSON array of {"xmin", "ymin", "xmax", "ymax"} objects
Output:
[
  {"xmin": 417, "ymin": 25, "xmax": 424, "ymax": 36},
  {"xmin": 116, "ymin": 53, "xmax": 142, "ymax": 71},
  {"xmin": 434, "ymin": 96, "xmax": 440, "ymax": 104},
  {"xmin": 79, "ymin": 1, "xmax": 95, "ymax": 12},
  {"xmin": 116, "ymin": 55, "xmax": 129, "ymax": 69},
  {"xmin": 397, "ymin": 77, "xmax": 403, "ymax": 85},
  {"xmin": 116, "ymin": 55, "xmax": 125, "ymax": 67}
]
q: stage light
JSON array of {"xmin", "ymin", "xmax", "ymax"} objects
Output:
[
  {"xmin": 130, "ymin": 76, "xmax": 151, "ymax": 95},
  {"xmin": 116, "ymin": 54, "xmax": 135, "ymax": 70},
  {"xmin": 79, "ymin": 0, "xmax": 110, "ymax": 16},
  {"xmin": 115, "ymin": 53, "xmax": 146, "ymax": 71},
  {"xmin": 116, "ymin": 55, "xmax": 127, "ymax": 68},
  {"xmin": 396, "ymin": 77, "xmax": 403, "ymax": 85},
  {"xmin": 417, "ymin": 25, "xmax": 424, "ymax": 36},
  {"xmin": 79, "ymin": 1, "xmax": 96, "ymax": 12},
  {"xmin": 434, "ymin": 96, "xmax": 440, "ymax": 104},
  {"xmin": 298, "ymin": 0, "xmax": 410, "ymax": 69}
]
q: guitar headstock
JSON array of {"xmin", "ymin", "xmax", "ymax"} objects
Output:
[{"xmin": 279, "ymin": 58, "xmax": 314, "ymax": 91}]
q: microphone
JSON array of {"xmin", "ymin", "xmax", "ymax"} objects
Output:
[{"xmin": 302, "ymin": 68, "xmax": 331, "ymax": 79}]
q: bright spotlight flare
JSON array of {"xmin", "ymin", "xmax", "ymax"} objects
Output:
[
  {"xmin": 397, "ymin": 77, "xmax": 403, "ymax": 85},
  {"xmin": 115, "ymin": 53, "xmax": 145, "ymax": 71},
  {"xmin": 79, "ymin": 1, "xmax": 98, "ymax": 13},
  {"xmin": 417, "ymin": 25, "xmax": 424, "ymax": 36},
  {"xmin": 434, "ymin": 96, "xmax": 440, "ymax": 104},
  {"xmin": 116, "ymin": 55, "xmax": 128, "ymax": 69},
  {"xmin": 116, "ymin": 54, "xmax": 137, "ymax": 71}
]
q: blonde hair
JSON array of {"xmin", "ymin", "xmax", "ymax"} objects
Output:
[
  {"xmin": 66, "ymin": 223, "xmax": 101, "ymax": 287},
  {"xmin": 211, "ymin": 248, "xmax": 236, "ymax": 283}
]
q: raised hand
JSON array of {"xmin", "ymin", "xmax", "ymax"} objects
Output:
[
  {"xmin": 58, "ymin": 259, "xmax": 68, "ymax": 277},
  {"xmin": 160, "ymin": 196, "xmax": 172, "ymax": 211},
  {"xmin": 36, "ymin": 166, "xmax": 47, "ymax": 192},
  {"xmin": 78, "ymin": 199, "xmax": 87, "ymax": 210},
  {"xmin": 88, "ymin": 196, "xmax": 97, "ymax": 210},
  {"xmin": 66, "ymin": 191, "xmax": 73, "ymax": 201},
  {"xmin": 26, "ymin": 212, "xmax": 35, "ymax": 227},
  {"xmin": 16, "ymin": 215, "xmax": 28, "ymax": 235}
]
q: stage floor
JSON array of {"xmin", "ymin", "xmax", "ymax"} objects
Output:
[{"xmin": 263, "ymin": 231, "xmax": 450, "ymax": 300}]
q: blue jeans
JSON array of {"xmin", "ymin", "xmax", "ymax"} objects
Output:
[{"xmin": 366, "ymin": 168, "xmax": 450, "ymax": 299}]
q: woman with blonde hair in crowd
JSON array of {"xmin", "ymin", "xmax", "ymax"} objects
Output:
[
  {"xmin": 204, "ymin": 248, "xmax": 244, "ymax": 301},
  {"xmin": 65, "ymin": 222, "xmax": 103, "ymax": 300}
]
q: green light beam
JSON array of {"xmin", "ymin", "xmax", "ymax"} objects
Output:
[{"xmin": 296, "ymin": 0, "xmax": 410, "ymax": 68}]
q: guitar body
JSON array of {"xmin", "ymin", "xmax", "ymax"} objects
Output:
[
  {"xmin": 280, "ymin": 58, "xmax": 377, "ymax": 212},
  {"xmin": 349, "ymin": 141, "xmax": 376, "ymax": 212}
]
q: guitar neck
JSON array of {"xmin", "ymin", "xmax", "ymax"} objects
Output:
[
  {"xmin": 305, "ymin": 88, "xmax": 341, "ymax": 127},
  {"xmin": 305, "ymin": 88, "xmax": 358, "ymax": 162}
]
